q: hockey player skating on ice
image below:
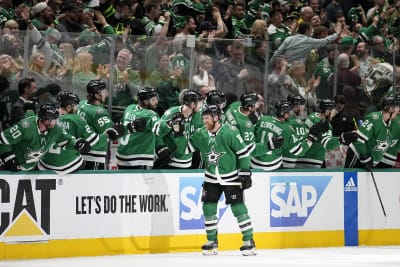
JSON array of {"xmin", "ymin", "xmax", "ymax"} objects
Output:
[
  {"xmin": 345, "ymin": 96, "xmax": 397, "ymax": 169},
  {"xmin": 77, "ymin": 79, "xmax": 125, "ymax": 169},
  {"xmin": 186, "ymin": 105, "xmax": 256, "ymax": 256},
  {"xmin": 0, "ymin": 104, "xmax": 90, "ymax": 171},
  {"xmin": 38, "ymin": 91, "xmax": 94, "ymax": 174}
]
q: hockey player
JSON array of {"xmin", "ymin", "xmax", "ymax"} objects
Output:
[
  {"xmin": 224, "ymin": 92, "xmax": 268, "ymax": 157},
  {"xmin": 287, "ymin": 93, "xmax": 307, "ymax": 141},
  {"xmin": 298, "ymin": 99, "xmax": 358, "ymax": 168},
  {"xmin": 204, "ymin": 90, "xmax": 227, "ymax": 122},
  {"xmin": 0, "ymin": 104, "xmax": 90, "ymax": 171},
  {"xmin": 38, "ymin": 91, "xmax": 96, "ymax": 174},
  {"xmin": 160, "ymin": 89, "xmax": 203, "ymax": 168},
  {"xmin": 252, "ymin": 100, "xmax": 318, "ymax": 170},
  {"xmin": 345, "ymin": 96, "xmax": 397, "ymax": 169},
  {"xmin": 116, "ymin": 87, "xmax": 183, "ymax": 169},
  {"xmin": 186, "ymin": 105, "xmax": 256, "ymax": 256},
  {"xmin": 77, "ymin": 79, "xmax": 125, "ymax": 170},
  {"xmin": 380, "ymin": 94, "xmax": 400, "ymax": 167}
]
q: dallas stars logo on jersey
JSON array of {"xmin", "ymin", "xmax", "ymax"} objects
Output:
[{"xmin": 206, "ymin": 146, "xmax": 225, "ymax": 166}]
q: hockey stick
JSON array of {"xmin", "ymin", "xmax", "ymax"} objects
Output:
[{"xmin": 369, "ymin": 168, "xmax": 387, "ymax": 217}]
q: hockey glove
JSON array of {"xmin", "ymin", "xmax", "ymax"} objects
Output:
[
  {"xmin": 127, "ymin": 117, "xmax": 147, "ymax": 133},
  {"xmin": 316, "ymin": 119, "xmax": 330, "ymax": 133},
  {"xmin": 167, "ymin": 112, "xmax": 185, "ymax": 136},
  {"xmin": 339, "ymin": 131, "xmax": 358, "ymax": 145},
  {"xmin": 307, "ymin": 124, "xmax": 321, "ymax": 142},
  {"xmin": 0, "ymin": 152, "xmax": 20, "ymax": 172},
  {"xmin": 106, "ymin": 124, "xmax": 125, "ymax": 141},
  {"xmin": 360, "ymin": 155, "xmax": 372, "ymax": 172},
  {"xmin": 248, "ymin": 112, "xmax": 259, "ymax": 124},
  {"xmin": 268, "ymin": 136, "xmax": 284, "ymax": 150},
  {"xmin": 238, "ymin": 169, "xmax": 252, "ymax": 190},
  {"xmin": 155, "ymin": 146, "xmax": 171, "ymax": 168},
  {"xmin": 74, "ymin": 139, "xmax": 91, "ymax": 154}
]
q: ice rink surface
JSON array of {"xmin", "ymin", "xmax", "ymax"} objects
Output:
[{"xmin": 1, "ymin": 246, "xmax": 400, "ymax": 267}]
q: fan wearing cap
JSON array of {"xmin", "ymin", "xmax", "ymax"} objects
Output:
[
  {"xmin": 31, "ymin": 2, "xmax": 54, "ymax": 31},
  {"xmin": 0, "ymin": 103, "xmax": 89, "ymax": 172},
  {"xmin": 55, "ymin": 2, "xmax": 85, "ymax": 45}
]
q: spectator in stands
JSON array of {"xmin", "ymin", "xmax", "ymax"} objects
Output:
[
  {"xmin": 172, "ymin": 16, "xmax": 197, "ymax": 51},
  {"xmin": 324, "ymin": 0, "xmax": 344, "ymax": 25},
  {"xmin": 141, "ymin": 0, "xmax": 170, "ymax": 37},
  {"xmin": 72, "ymin": 52, "xmax": 101, "ymax": 100},
  {"xmin": 0, "ymin": 34, "xmax": 23, "ymax": 67},
  {"xmin": 266, "ymin": 56, "xmax": 298, "ymax": 115},
  {"xmin": 267, "ymin": 9, "xmax": 291, "ymax": 52},
  {"xmin": 328, "ymin": 53, "xmax": 361, "ymax": 96},
  {"xmin": 28, "ymin": 52, "xmax": 53, "ymax": 89},
  {"xmin": 298, "ymin": 6, "xmax": 315, "ymax": 24},
  {"xmin": 271, "ymin": 21, "xmax": 341, "ymax": 64},
  {"xmin": 112, "ymin": 48, "xmax": 142, "ymax": 107},
  {"xmin": 310, "ymin": 14, "xmax": 321, "ymax": 28},
  {"xmin": 55, "ymin": 2, "xmax": 84, "ymax": 45},
  {"xmin": 287, "ymin": 61, "xmax": 320, "ymax": 113},
  {"xmin": 314, "ymin": 46, "xmax": 336, "ymax": 99},
  {"xmin": 309, "ymin": 0, "xmax": 320, "ymax": 14},
  {"xmin": 193, "ymin": 55, "xmax": 216, "ymax": 91},
  {"xmin": 250, "ymin": 19, "xmax": 268, "ymax": 41},
  {"xmin": 0, "ymin": 54, "xmax": 22, "ymax": 88},
  {"xmin": 146, "ymin": 54, "xmax": 171, "ymax": 88},
  {"xmin": 215, "ymin": 40, "xmax": 252, "ymax": 98},
  {"xmin": 354, "ymin": 41, "xmax": 377, "ymax": 80},
  {"xmin": 31, "ymin": 2, "xmax": 54, "ymax": 31}
]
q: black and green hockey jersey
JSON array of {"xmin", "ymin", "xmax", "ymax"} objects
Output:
[
  {"xmin": 350, "ymin": 111, "xmax": 392, "ymax": 166},
  {"xmin": 160, "ymin": 106, "xmax": 202, "ymax": 168},
  {"xmin": 253, "ymin": 115, "xmax": 311, "ymax": 170},
  {"xmin": 187, "ymin": 123, "xmax": 250, "ymax": 184},
  {"xmin": 224, "ymin": 102, "xmax": 267, "ymax": 157},
  {"xmin": 38, "ymin": 113, "xmax": 101, "ymax": 174},
  {"xmin": 297, "ymin": 112, "xmax": 340, "ymax": 168},
  {"xmin": 117, "ymin": 104, "xmax": 171, "ymax": 167},
  {"xmin": 0, "ymin": 116, "xmax": 76, "ymax": 170},
  {"xmin": 381, "ymin": 115, "xmax": 400, "ymax": 166}
]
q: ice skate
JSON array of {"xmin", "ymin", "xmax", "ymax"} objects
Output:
[
  {"xmin": 201, "ymin": 240, "xmax": 218, "ymax": 256},
  {"xmin": 240, "ymin": 239, "xmax": 256, "ymax": 256}
]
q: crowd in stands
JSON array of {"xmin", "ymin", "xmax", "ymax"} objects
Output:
[{"xmin": 0, "ymin": 0, "xmax": 400, "ymax": 171}]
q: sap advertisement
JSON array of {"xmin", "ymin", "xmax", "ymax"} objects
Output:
[{"xmin": 267, "ymin": 173, "xmax": 343, "ymax": 231}]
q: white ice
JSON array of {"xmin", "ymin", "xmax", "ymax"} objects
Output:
[{"xmin": 1, "ymin": 246, "xmax": 400, "ymax": 267}]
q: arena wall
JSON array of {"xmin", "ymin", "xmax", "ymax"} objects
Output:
[{"xmin": 0, "ymin": 169, "xmax": 399, "ymax": 259}]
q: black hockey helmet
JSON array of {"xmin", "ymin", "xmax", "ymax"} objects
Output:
[
  {"xmin": 240, "ymin": 92, "xmax": 259, "ymax": 108},
  {"xmin": 275, "ymin": 100, "xmax": 291, "ymax": 117},
  {"xmin": 287, "ymin": 93, "xmax": 305, "ymax": 107},
  {"xmin": 87, "ymin": 79, "xmax": 106, "ymax": 95},
  {"xmin": 319, "ymin": 99, "xmax": 336, "ymax": 112},
  {"xmin": 38, "ymin": 104, "xmax": 59, "ymax": 120},
  {"xmin": 182, "ymin": 89, "xmax": 202, "ymax": 105},
  {"xmin": 381, "ymin": 95, "xmax": 396, "ymax": 111},
  {"xmin": 202, "ymin": 104, "xmax": 221, "ymax": 118},
  {"xmin": 395, "ymin": 93, "xmax": 400, "ymax": 106},
  {"xmin": 57, "ymin": 91, "xmax": 80, "ymax": 108},
  {"xmin": 206, "ymin": 90, "xmax": 226, "ymax": 105},
  {"xmin": 137, "ymin": 86, "xmax": 158, "ymax": 102}
]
